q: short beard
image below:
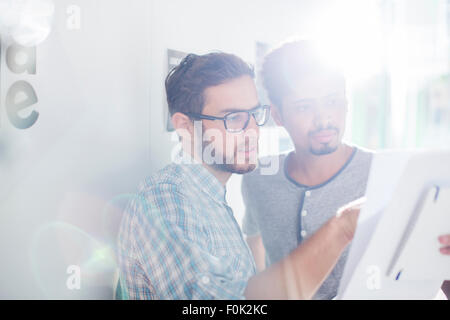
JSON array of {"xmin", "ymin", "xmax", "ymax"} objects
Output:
[
  {"xmin": 203, "ymin": 142, "xmax": 257, "ymax": 175},
  {"xmin": 201, "ymin": 139, "xmax": 257, "ymax": 175},
  {"xmin": 309, "ymin": 144, "xmax": 338, "ymax": 156},
  {"xmin": 211, "ymin": 162, "xmax": 257, "ymax": 175},
  {"xmin": 197, "ymin": 123, "xmax": 257, "ymax": 175},
  {"xmin": 308, "ymin": 126, "xmax": 340, "ymax": 156}
]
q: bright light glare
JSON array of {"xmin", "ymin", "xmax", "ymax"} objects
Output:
[
  {"xmin": 310, "ymin": 0, "xmax": 385, "ymax": 80},
  {"xmin": 0, "ymin": 0, "xmax": 54, "ymax": 47}
]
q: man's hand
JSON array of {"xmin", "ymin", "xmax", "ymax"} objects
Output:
[
  {"xmin": 437, "ymin": 235, "xmax": 449, "ymax": 299},
  {"xmin": 334, "ymin": 197, "xmax": 366, "ymax": 244},
  {"xmin": 439, "ymin": 234, "xmax": 450, "ymax": 255},
  {"xmin": 245, "ymin": 197, "xmax": 366, "ymax": 300}
]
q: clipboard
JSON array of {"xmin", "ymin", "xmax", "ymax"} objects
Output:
[
  {"xmin": 337, "ymin": 150, "xmax": 450, "ymax": 299},
  {"xmin": 387, "ymin": 185, "xmax": 450, "ymax": 282}
]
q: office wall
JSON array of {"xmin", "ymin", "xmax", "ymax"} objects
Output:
[
  {"xmin": 0, "ymin": 0, "xmax": 333, "ymax": 299},
  {"xmin": 0, "ymin": 0, "xmax": 156, "ymax": 299},
  {"xmin": 147, "ymin": 0, "xmax": 331, "ymax": 167}
]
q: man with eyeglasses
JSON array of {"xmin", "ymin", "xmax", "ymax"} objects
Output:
[
  {"xmin": 241, "ymin": 40, "xmax": 450, "ymax": 299},
  {"xmin": 117, "ymin": 52, "xmax": 364, "ymax": 299}
]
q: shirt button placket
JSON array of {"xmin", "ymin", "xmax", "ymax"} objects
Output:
[{"xmin": 301, "ymin": 190, "xmax": 311, "ymax": 240}]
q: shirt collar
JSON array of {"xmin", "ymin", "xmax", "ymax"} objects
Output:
[{"xmin": 175, "ymin": 151, "xmax": 227, "ymax": 205}]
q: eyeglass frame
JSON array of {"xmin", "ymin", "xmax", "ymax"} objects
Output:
[{"xmin": 184, "ymin": 104, "xmax": 271, "ymax": 133}]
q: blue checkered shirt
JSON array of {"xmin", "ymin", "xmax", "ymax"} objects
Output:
[{"xmin": 117, "ymin": 155, "xmax": 256, "ymax": 299}]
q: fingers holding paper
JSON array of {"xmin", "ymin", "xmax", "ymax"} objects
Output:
[
  {"xmin": 438, "ymin": 235, "xmax": 450, "ymax": 255},
  {"xmin": 335, "ymin": 199, "xmax": 450, "ymax": 257},
  {"xmin": 335, "ymin": 197, "xmax": 366, "ymax": 243}
]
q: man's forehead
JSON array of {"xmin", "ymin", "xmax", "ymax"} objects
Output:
[
  {"xmin": 203, "ymin": 75, "xmax": 259, "ymax": 114},
  {"xmin": 286, "ymin": 74, "xmax": 346, "ymax": 101}
]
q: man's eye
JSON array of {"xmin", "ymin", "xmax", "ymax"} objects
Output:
[
  {"xmin": 296, "ymin": 104, "xmax": 311, "ymax": 111},
  {"xmin": 227, "ymin": 113, "xmax": 245, "ymax": 122}
]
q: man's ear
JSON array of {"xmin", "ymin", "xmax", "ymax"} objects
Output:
[
  {"xmin": 172, "ymin": 112, "xmax": 192, "ymax": 132},
  {"xmin": 270, "ymin": 104, "xmax": 284, "ymax": 127},
  {"xmin": 171, "ymin": 112, "xmax": 194, "ymax": 143}
]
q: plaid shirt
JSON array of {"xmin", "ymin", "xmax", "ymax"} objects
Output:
[{"xmin": 117, "ymin": 154, "xmax": 256, "ymax": 299}]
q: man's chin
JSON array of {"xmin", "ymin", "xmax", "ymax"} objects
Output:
[
  {"xmin": 213, "ymin": 163, "xmax": 257, "ymax": 175},
  {"xmin": 309, "ymin": 144, "xmax": 339, "ymax": 156}
]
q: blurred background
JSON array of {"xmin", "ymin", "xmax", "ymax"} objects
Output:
[{"xmin": 0, "ymin": 0, "xmax": 448, "ymax": 299}]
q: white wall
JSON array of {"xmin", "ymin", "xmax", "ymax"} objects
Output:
[
  {"xmin": 0, "ymin": 0, "xmax": 334, "ymax": 299},
  {"xmin": 0, "ymin": 0, "xmax": 154, "ymax": 299},
  {"xmin": 147, "ymin": 0, "xmax": 332, "ymax": 168}
]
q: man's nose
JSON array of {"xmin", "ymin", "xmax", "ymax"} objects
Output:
[
  {"xmin": 313, "ymin": 105, "xmax": 332, "ymax": 128},
  {"xmin": 245, "ymin": 114, "xmax": 260, "ymax": 135}
]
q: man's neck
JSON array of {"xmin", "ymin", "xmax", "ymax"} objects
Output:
[
  {"xmin": 287, "ymin": 143, "xmax": 354, "ymax": 187},
  {"xmin": 203, "ymin": 163, "xmax": 232, "ymax": 186},
  {"xmin": 182, "ymin": 148, "xmax": 231, "ymax": 186}
]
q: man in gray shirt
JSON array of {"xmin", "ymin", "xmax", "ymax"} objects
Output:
[
  {"xmin": 241, "ymin": 39, "xmax": 450, "ymax": 299},
  {"xmin": 241, "ymin": 40, "xmax": 373, "ymax": 299},
  {"xmin": 242, "ymin": 149, "xmax": 372, "ymax": 299}
]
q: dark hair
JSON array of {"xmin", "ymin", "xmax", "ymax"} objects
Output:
[
  {"xmin": 165, "ymin": 52, "xmax": 255, "ymax": 116},
  {"xmin": 262, "ymin": 40, "xmax": 344, "ymax": 108}
]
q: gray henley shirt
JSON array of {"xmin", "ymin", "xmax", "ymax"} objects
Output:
[{"xmin": 241, "ymin": 146, "xmax": 373, "ymax": 299}]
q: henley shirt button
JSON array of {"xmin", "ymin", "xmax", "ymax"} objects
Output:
[
  {"xmin": 302, "ymin": 210, "xmax": 308, "ymax": 217},
  {"xmin": 301, "ymin": 230, "xmax": 307, "ymax": 237},
  {"xmin": 201, "ymin": 276, "xmax": 210, "ymax": 285},
  {"xmin": 305, "ymin": 191, "xmax": 311, "ymax": 197}
]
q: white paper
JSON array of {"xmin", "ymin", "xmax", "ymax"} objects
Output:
[
  {"xmin": 337, "ymin": 150, "xmax": 413, "ymax": 297},
  {"xmin": 338, "ymin": 149, "xmax": 450, "ymax": 299}
]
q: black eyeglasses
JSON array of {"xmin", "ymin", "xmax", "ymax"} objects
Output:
[{"xmin": 185, "ymin": 105, "xmax": 270, "ymax": 133}]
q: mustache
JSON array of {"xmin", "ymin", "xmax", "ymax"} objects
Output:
[{"xmin": 308, "ymin": 126, "xmax": 339, "ymax": 136}]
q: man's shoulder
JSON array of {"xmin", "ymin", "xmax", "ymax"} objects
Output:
[
  {"xmin": 354, "ymin": 145, "xmax": 375, "ymax": 156},
  {"xmin": 137, "ymin": 162, "xmax": 187, "ymax": 195},
  {"xmin": 121, "ymin": 163, "xmax": 194, "ymax": 232},
  {"xmin": 337, "ymin": 145, "xmax": 375, "ymax": 190},
  {"xmin": 352, "ymin": 145, "xmax": 375, "ymax": 167},
  {"xmin": 117, "ymin": 165, "xmax": 184, "ymax": 253}
]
